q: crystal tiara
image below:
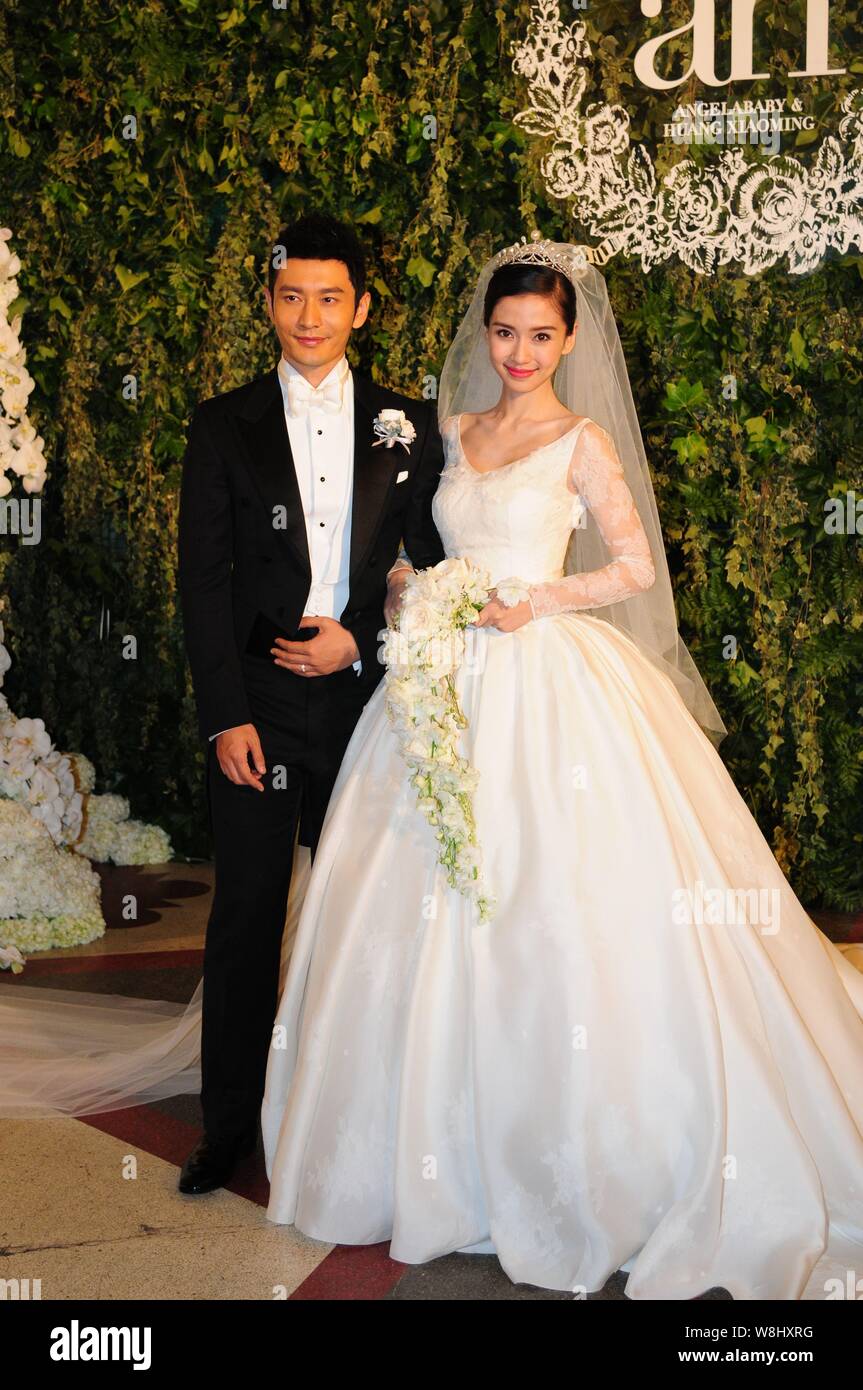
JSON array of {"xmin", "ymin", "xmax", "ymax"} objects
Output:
[{"xmin": 490, "ymin": 229, "xmax": 592, "ymax": 281}]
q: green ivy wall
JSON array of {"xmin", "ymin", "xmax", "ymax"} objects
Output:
[{"xmin": 1, "ymin": 0, "xmax": 861, "ymax": 904}]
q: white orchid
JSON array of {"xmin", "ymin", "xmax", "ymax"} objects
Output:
[
  {"xmin": 0, "ymin": 703, "xmax": 84, "ymax": 850},
  {"xmin": 495, "ymin": 577, "xmax": 532, "ymax": 608},
  {"xmin": 0, "ymin": 943, "xmax": 24, "ymax": 973},
  {"xmin": 383, "ymin": 556, "xmax": 495, "ymax": 920},
  {"xmin": 0, "ymin": 229, "xmax": 47, "ymax": 496},
  {"xmin": 3, "ymin": 715, "xmax": 53, "ymax": 764},
  {"xmin": 0, "ymin": 802, "xmax": 103, "ymax": 962}
]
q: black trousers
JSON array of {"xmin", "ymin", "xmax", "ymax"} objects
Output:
[{"xmin": 200, "ymin": 654, "xmax": 371, "ymax": 1140}]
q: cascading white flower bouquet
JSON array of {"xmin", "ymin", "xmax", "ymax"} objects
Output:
[{"xmin": 379, "ymin": 558, "xmax": 531, "ymax": 923}]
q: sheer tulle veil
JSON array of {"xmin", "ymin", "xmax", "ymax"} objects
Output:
[
  {"xmin": 0, "ymin": 846, "xmax": 311, "ymax": 1118},
  {"xmin": 438, "ymin": 231, "xmax": 727, "ymax": 742},
  {"xmin": 0, "ymin": 977, "xmax": 204, "ymax": 1117}
]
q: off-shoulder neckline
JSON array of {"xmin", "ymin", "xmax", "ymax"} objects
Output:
[{"xmin": 453, "ymin": 412, "xmax": 592, "ymax": 477}]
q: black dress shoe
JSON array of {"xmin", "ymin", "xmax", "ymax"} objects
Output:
[{"xmin": 178, "ymin": 1127, "xmax": 257, "ymax": 1195}]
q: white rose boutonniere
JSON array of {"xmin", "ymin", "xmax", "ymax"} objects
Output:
[{"xmin": 372, "ymin": 408, "xmax": 417, "ymax": 453}]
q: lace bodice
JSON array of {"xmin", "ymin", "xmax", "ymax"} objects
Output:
[{"xmin": 427, "ymin": 414, "xmax": 656, "ymax": 617}]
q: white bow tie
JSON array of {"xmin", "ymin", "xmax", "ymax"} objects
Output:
[{"xmin": 286, "ymin": 374, "xmax": 344, "ymax": 418}]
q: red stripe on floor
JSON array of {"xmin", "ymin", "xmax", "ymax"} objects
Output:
[
  {"xmin": 79, "ymin": 1104, "xmax": 399, "ymax": 1296},
  {"xmin": 23, "ymin": 949, "xmax": 205, "ymax": 975},
  {"xmin": 81, "ymin": 1107, "xmax": 269, "ymax": 1205},
  {"xmin": 81, "ymin": 1106, "xmax": 202, "ymax": 1169},
  {"xmin": 288, "ymin": 1242, "xmax": 406, "ymax": 1299}
]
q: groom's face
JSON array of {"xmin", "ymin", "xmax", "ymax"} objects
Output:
[{"xmin": 264, "ymin": 258, "xmax": 371, "ymax": 385}]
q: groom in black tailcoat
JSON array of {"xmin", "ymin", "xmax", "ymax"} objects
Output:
[{"xmin": 177, "ymin": 213, "xmax": 444, "ymax": 1193}]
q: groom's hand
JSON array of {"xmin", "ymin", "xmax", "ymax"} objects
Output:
[
  {"xmin": 215, "ymin": 724, "xmax": 266, "ymax": 791},
  {"xmin": 272, "ymin": 616, "xmax": 360, "ymax": 676}
]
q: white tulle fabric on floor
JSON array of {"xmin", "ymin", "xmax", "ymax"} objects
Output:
[
  {"xmin": 261, "ymin": 416, "xmax": 863, "ymax": 1300},
  {"xmin": 0, "ymin": 845, "xmax": 310, "ymax": 1118}
]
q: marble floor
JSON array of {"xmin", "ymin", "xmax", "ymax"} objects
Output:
[{"xmin": 2, "ymin": 859, "xmax": 860, "ymax": 1301}]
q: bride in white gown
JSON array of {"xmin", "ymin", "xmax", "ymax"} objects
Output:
[
  {"xmin": 260, "ymin": 234, "xmax": 863, "ymax": 1300},
  {"xmin": 1, "ymin": 232, "xmax": 860, "ymax": 1301}
]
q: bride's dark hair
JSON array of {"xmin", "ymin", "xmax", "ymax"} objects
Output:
[{"xmin": 483, "ymin": 263, "xmax": 576, "ymax": 334}]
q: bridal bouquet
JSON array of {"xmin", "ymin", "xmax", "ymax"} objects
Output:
[{"xmin": 380, "ymin": 557, "xmax": 496, "ymax": 922}]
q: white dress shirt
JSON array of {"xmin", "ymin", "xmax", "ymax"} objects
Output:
[
  {"xmin": 210, "ymin": 354, "xmax": 361, "ymax": 741},
  {"xmin": 278, "ymin": 353, "xmax": 357, "ymax": 630}
]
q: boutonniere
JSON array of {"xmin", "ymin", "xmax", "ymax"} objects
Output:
[{"xmin": 372, "ymin": 408, "xmax": 417, "ymax": 453}]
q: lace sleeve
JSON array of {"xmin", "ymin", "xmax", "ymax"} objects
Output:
[
  {"xmin": 528, "ymin": 421, "xmax": 656, "ymax": 619},
  {"xmin": 387, "ymin": 544, "xmax": 414, "ymax": 580}
]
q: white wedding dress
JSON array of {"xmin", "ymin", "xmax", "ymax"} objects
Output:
[{"xmin": 262, "ymin": 414, "xmax": 863, "ymax": 1300}]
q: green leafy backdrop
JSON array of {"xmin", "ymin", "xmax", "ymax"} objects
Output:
[{"xmin": 1, "ymin": 0, "xmax": 861, "ymax": 905}]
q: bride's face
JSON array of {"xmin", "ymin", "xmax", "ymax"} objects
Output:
[{"xmin": 485, "ymin": 294, "xmax": 576, "ymax": 394}]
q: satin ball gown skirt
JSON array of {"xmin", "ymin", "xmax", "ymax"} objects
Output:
[{"xmin": 261, "ymin": 612, "xmax": 863, "ymax": 1300}]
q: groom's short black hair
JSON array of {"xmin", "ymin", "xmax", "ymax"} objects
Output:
[{"xmin": 268, "ymin": 213, "xmax": 367, "ymax": 304}]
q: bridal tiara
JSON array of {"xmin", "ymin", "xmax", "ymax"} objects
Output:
[{"xmin": 490, "ymin": 229, "xmax": 593, "ymax": 282}]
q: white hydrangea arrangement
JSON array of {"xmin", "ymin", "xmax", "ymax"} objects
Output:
[
  {"xmin": 75, "ymin": 784, "xmax": 172, "ymax": 865},
  {"xmin": 0, "ymin": 623, "xmax": 174, "ymax": 962},
  {"xmin": 0, "ymin": 799, "xmax": 103, "ymax": 954}
]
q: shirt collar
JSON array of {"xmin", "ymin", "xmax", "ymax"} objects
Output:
[{"xmin": 277, "ymin": 353, "xmax": 350, "ymax": 394}]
